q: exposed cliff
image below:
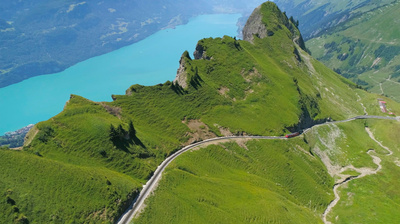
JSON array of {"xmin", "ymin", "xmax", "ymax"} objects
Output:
[{"xmin": 173, "ymin": 51, "xmax": 192, "ymax": 89}]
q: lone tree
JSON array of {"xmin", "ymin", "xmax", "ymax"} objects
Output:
[
  {"xmin": 128, "ymin": 120, "xmax": 136, "ymax": 138},
  {"xmin": 117, "ymin": 124, "xmax": 127, "ymax": 140},
  {"xmin": 109, "ymin": 124, "xmax": 118, "ymax": 142}
]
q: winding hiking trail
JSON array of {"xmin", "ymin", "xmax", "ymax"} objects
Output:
[
  {"xmin": 356, "ymin": 92, "xmax": 368, "ymax": 115},
  {"xmin": 366, "ymin": 127, "xmax": 393, "ymax": 155},
  {"xmin": 322, "ymin": 127, "xmax": 394, "ymax": 224},
  {"xmin": 117, "ymin": 115, "xmax": 397, "ymax": 224}
]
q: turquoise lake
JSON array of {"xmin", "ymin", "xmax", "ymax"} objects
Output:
[{"xmin": 0, "ymin": 14, "xmax": 241, "ymax": 135}]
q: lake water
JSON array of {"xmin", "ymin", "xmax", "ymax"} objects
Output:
[{"xmin": 0, "ymin": 14, "xmax": 241, "ymax": 135}]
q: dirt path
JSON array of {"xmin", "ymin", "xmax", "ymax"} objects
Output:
[
  {"xmin": 295, "ymin": 43, "xmax": 317, "ymax": 75},
  {"xmin": 322, "ymin": 127, "xmax": 391, "ymax": 224},
  {"xmin": 356, "ymin": 93, "xmax": 368, "ymax": 115},
  {"xmin": 379, "ymin": 83, "xmax": 384, "ymax": 95},
  {"xmin": 366, "ymin": 127, "xmax": 393, "ymax": 155}
]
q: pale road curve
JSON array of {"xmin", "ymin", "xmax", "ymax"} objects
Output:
[{"xmin": 117, "ymin": 115, "xmax": 398, "ymax": 224}]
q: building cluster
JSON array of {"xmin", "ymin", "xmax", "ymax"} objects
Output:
[{"xmin": 378, "ymin": 99, "xmax": 395, "ymax": 116}]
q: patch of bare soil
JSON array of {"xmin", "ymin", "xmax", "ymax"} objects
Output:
[
  {"xmin": 183, "ymin": 119, "xmax": 217, "ymax": 145},
  {"xmin": 241, "ymin": 67, "xmax": 261, "ymax": 83},
  {"xmin": 218, "ymin": 87, "xmax": 230, "ymax": 97},
  {"xmin": 100, "ymin": 103, "xmax": 122, "ymax": 119},
  {"xmin": 214, "ymin": 124, "xmax": 233, "ymax": 137}
]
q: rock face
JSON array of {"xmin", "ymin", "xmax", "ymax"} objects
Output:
[
  {"xmin": 242, "ymin": 5, "xmax": 268, "ymax": 43},
  {"xmin": 242, "ymin": 2, "xmax": 306, "ymax": 51},
  {"xmin": 193, "ymin": 42, "xmax": 211, "ymax": 60},
  {"xmin": 173, "ymin": 51, "xmax": 191, "ymax": 89},
  {"xmin": 193, "ymin": 43, "xmax": 205, "ymax": 60}
]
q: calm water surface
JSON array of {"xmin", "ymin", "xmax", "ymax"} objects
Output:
[{"xmin": 0, "ymin": 14, "xmax": 241, "ymax": 134}]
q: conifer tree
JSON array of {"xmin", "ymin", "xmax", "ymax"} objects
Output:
[
  {"xmin": 128, "ymin": 120, "xmax": 136, "ymax": 138},
  {"xmin": 117, "ymin": 124, "xmax": 126, "ymax": 140},
  {"xmin": 109, "ymin": 124, "xmax": 118, "ymax": 142}
]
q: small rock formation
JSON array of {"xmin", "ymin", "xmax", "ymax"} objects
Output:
[{"xmin": 173, "ymin": 51, "xmax": 191, "ymax": 89}]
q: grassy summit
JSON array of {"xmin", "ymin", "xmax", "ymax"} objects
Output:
[{"xmin": 0, "ymin": 1, "xmax": 399, "ymax": 223}]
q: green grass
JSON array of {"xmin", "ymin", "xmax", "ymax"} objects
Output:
[
  {"xmin": 306, "ymin": 119, "xmax": 400, "ymax": 223},
  {"xmin": 307, "ymin": 120, "xmax": 386, "ymax": 169},
  {"xmin": 1, "ymin": 2, "xmax": 399, "ymax": 222},
  {"xmin": 306, "ymin": 1, "xmax": 400, "ymax": 101},
  {"xmin": 0, "ymin": 149, "xmax": 140, "ymax": 224},
  {"xmin": 134, "ymin": 118, "xmax": 400, "ymax": 224},
  {"xmin": 331, "ymin": 120, "xmax": 400, "ymax": 223},
  {"xmin": 355, "ymin": 89, "xmax": 400, "ymax": 115},
  {"xmin": 134, "ymin": 139, "xmax": 333, "ymax": 224}
]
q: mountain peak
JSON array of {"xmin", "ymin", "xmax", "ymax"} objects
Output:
[{"xmin": 242, "ymin": 1, "xmax": 306, "ymax": 50}]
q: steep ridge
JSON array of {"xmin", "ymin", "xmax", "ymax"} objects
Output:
[{"xmin": 1, "ymin": 1, "xmax": 400, "ymax": 223}]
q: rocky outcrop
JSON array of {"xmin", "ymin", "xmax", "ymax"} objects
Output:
[
  {"xmin": 242, "ymin": 5, "xmax": 269, "ymax": 43},
  {"xmin": 193, "ymin": 42, "xmax": 211, "ymax": 60},
  {"xmin": 173, "ymin": 51, "xmax": 191, "ymax": 89}
]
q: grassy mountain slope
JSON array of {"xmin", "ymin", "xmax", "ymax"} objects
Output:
[
  {"xmin": 307, "ymin": 119, "xmax": 400, "ymax": 223},
  {"xmin": 135, "ymin": 115, "xmax": 400, "ymax": 224},
  {"xmin": 274, "ymin": 0, "xmax": 400, "ymax": 102},
  {"xmin": 273, "ymin": 0, "xmax": 394, "ymax": 39},
  {"xmin": 0, "ymin": 149, "xmax": 139, "ymax": 223},
  {"xmin": 307, "ymin": 1, "xmax": 400, "ymax": 101},
  {"xmin": 134, "ymin": 139, "xmax": 333, "ymax": 224},
  {"xmin": 0, "ymin": 1, "xmax": 399, "ymax": 223}
]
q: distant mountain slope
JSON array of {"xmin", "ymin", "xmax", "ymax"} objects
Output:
[
  {"xmin": 0, "ymin": 0, "xmax": 265, "ymax": 88},
  {"xmin": 273, "ymin": 0, "xmax": 393, "ymax": 39},
  {"xmin": 1, "ymin": 1, "xmax": 399, "ymax": 223},
  {"xmin": 274, "ymin": 0, "xmax": 400, "ymax": 102}
]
